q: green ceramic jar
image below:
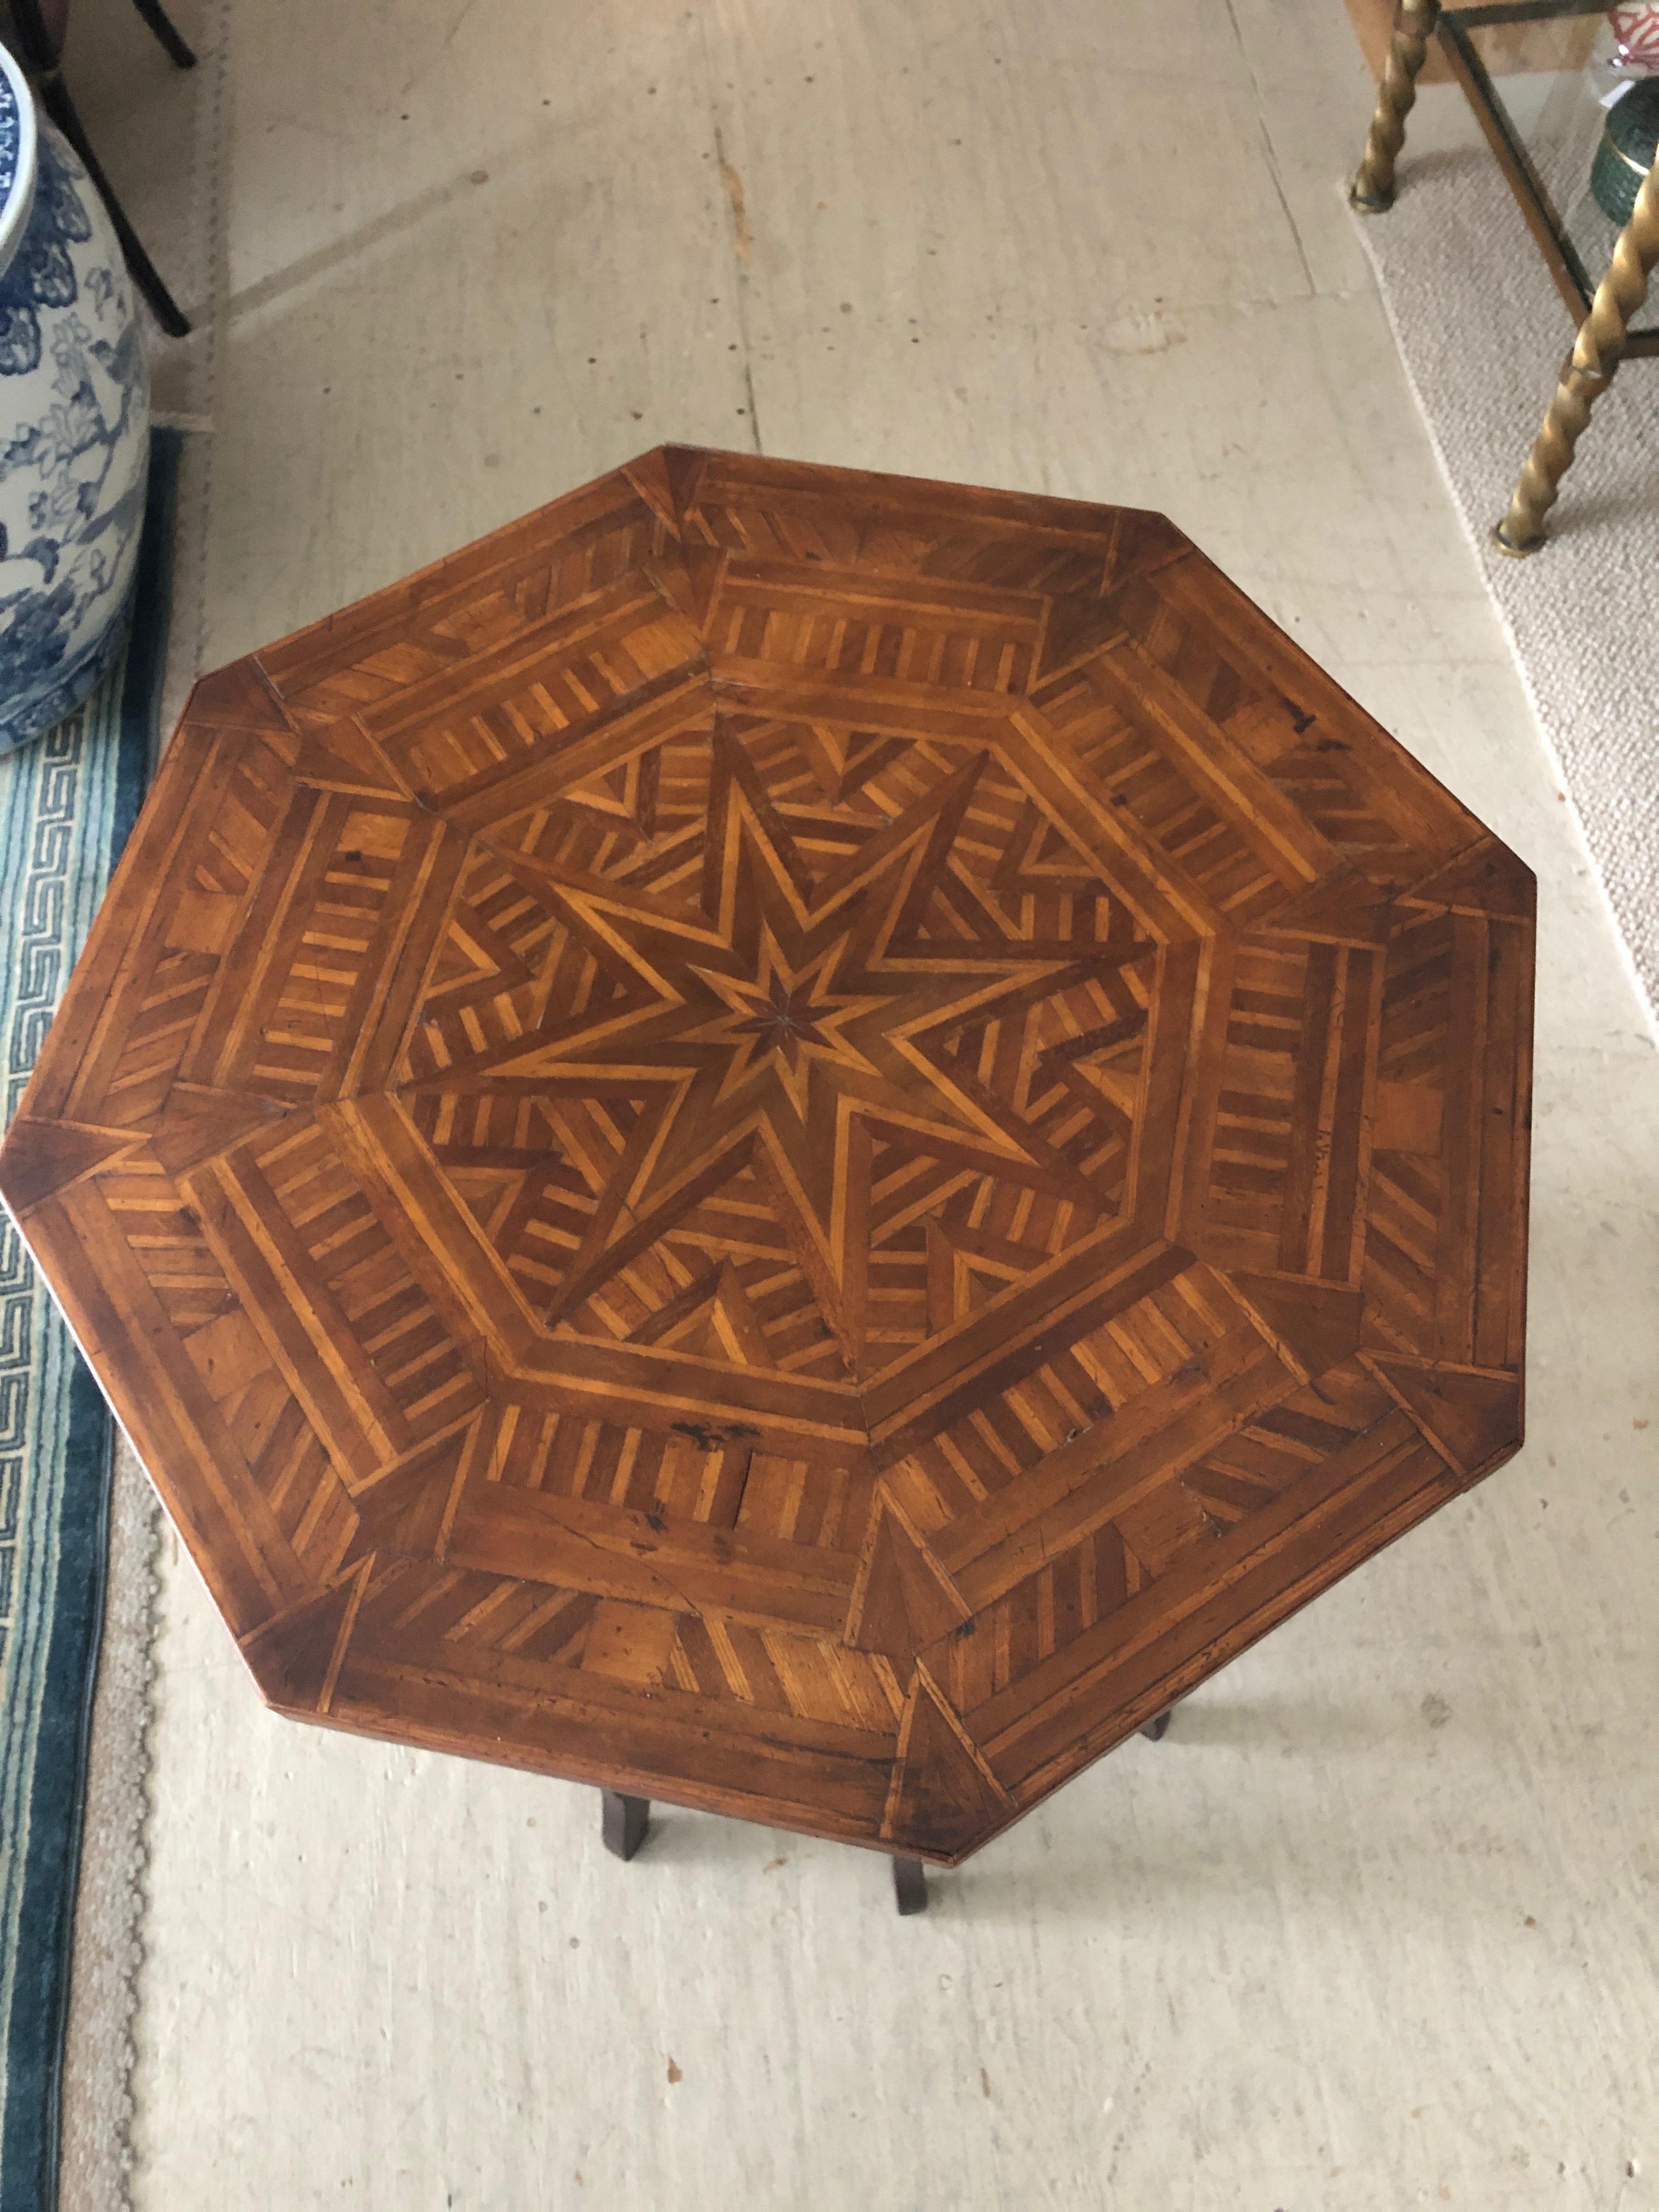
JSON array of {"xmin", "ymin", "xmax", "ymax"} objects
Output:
[{"xmin": 1591, "ymin": 77, "xmax": 1659, "ymax": 225}]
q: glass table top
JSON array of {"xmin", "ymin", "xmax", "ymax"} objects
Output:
[{"xmin": 1442, "ymin": 1, "xmax": 1659, "ymax": 341}]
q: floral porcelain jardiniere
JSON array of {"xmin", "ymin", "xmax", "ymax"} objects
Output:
[{"xmin": 0, "ymin": 43, "xmax": 149, "ymax": 752}]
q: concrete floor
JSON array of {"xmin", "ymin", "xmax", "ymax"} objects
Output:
[{"xmin": 110, "ymin": 2, "xmax": 1659, "ymax": 2205}]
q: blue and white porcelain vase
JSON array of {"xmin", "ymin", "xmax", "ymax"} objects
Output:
[{"xmin": 0, "ymin": 43, "xmax": 149, "ymax": 752}]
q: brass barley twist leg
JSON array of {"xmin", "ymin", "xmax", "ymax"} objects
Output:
[
  {"xmin": 1351, "ymin": 1, "xmax": 1443, "ymax": 213},
  {"xmin": 1496, "ymin": 153, "xmax": 1659, "ymax": 553}
]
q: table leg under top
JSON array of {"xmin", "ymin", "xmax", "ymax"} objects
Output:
[
  {"xmin": 600, "ymin": 1708, "xmax": 1178, "ymax": 1909},
  {"xmin": 601, "ymin": 1790, "xmax": 651, "ymax": 1863},
  {"xmin": 892, "ymin": 1858, "xmax": 929, "ymax": 1915}
]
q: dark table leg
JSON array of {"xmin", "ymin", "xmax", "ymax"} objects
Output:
[
  {"xmin": 35, "ymin": 75, "xmax": 191, "ymax": 334},
  {"xmin": 1139, "ymin": 1708, "xmax": 1172, "ymax": 1742},
  {"xmin": 601, "ymin": 1790, "xmax": 650, "ymax": 1862},
  {"xmin": 129, "ymin": 0, "xmax": 198, "ymax": 68},
  {"xmin": 893, "ymin": 1857, "xmax": 928, "ymax": 1915},
  {"xmin": 8, "ymin": 0, "xmax": 194, "ymax": 335}
]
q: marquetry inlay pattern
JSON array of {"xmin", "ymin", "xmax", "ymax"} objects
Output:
[{"xmin": 0, "ymin": 449, "xmax": 1534, "ymax": 1864}]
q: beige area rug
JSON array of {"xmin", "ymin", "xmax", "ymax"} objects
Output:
[
  {"xmin": 50, "ymin": 3, "xmax": 223, "ymax": 2205},
  {"xmin": 103, "ymin": 2, "xmax": 1659, "ymax": 2203},
  {"xmin": 1355, "ymin": 131, "xmax": 1659, "ymax": 1030}
]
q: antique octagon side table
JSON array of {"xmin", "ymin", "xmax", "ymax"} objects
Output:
[{"xmin": 0, "ymin": 448, "xmax": 1534, "ymax": 1914}]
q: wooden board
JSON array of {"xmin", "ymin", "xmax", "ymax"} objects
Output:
[{"xmin": 0, "ymin": 447, "xmax": 1535, "ymax": 1864}]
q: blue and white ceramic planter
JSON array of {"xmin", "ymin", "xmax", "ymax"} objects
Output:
[{"xmin": 0, "ymin": 43, "xmax": 149, "ymax": 752}]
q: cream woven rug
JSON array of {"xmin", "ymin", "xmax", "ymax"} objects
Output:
[
  {"xmin": 1355, "ymin": 136, "xmax": 1659, "ymax": 1029},
  {"xmin": 91, "ymin": 2, "xmax": 1659, "ymax": 2203},
  {"xmin": 52, "ymin": 2, "xmax": 224, "ymax": 2203},
  {"xmin": 32, "ymin": 10, "xmax": 1659, "ymax": 2205}
]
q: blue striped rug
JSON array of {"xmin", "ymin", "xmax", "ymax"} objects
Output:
[{"xmin": 0, "ymin": 427, "xmax": 179, "ymax": 2212}]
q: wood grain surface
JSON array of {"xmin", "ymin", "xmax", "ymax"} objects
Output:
[{"xmin": 0, "ymin": 447, "xmax": 1534, "ymax": 1864}]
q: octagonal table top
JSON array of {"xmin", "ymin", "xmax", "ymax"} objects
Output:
[{"xmin": 0, "ymin": 447, "xmax": 1534, "ymax": 1864}]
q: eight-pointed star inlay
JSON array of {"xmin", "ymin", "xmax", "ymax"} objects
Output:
[{"xmin": 444, "ymin": 739, "xmax": 1147, "ymax": 1373}]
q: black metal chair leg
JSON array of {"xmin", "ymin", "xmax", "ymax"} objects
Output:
[
  {"xmin": 1139, "ymin": 1708, "xmax": 1172, "ymax": 1742},
  {"xmin": 601, "ymin": 1790, "xmax": 650, "ymax": 1862},
  {"xmin": 129, "ymin": 0, "xmax": 197, "ymax": 68},
  {"xmin": 34, "ymin": 76, "xmax": 191, "ymax": 336},
  {"xmin": 893, "ymin": 1857, "xmax": 928, "ymax": 1915}
]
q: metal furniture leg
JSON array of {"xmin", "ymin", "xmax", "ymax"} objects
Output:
[
  {"xmin": 32, "ymin": 71, "xmax": 191, "ymax": 334},
  {"xmin": 1495, "ymin": 150, "xmax": 1659, "ymax": 553},
  {"xmin": 892, "ymin": 1857, "xmax": 928, "ymax": 1915},
  {"xmin": 1139, "ymin": 1708, "xmax": 1172, "ymax": 1743},
  {"xmin": 1350, "ymin": 0, "xmax": 1442, "ymax": 213},
  {"xmin": 6, "ymin": 0, "xmax": 194, "ymax": 334},
  {"xmin": 129, "ymin": 0, "xmax": 196, "ymax": 69},
  {"xmin": 601, "ymin": 1790, "xmax": 650, "ymax": 1862}
]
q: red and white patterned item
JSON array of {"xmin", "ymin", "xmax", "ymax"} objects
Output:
[{"xmin": 1610, "ymin": 3, "xmax": 1659, "ymax": 72}]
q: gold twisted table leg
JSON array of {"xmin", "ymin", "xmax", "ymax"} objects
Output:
[
  {"xmin": 1351, "ymin": 0, "xmax": 1443, "ymax": 213},
  {"xmin": 1496, "ymin": 150, "xmax": 1659, "ymax": 554}
]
